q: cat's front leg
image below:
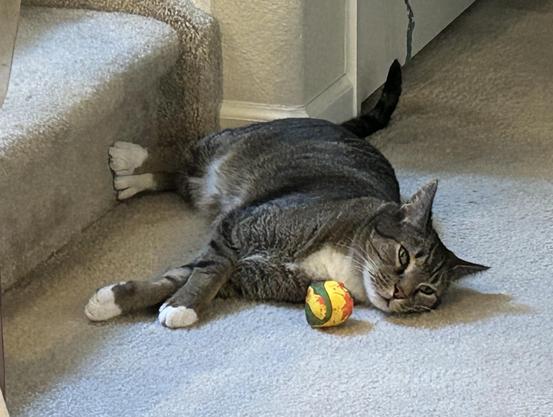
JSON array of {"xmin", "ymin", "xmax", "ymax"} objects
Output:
[{"xmin": 158, "ymin": 241, "xmax": 235, "ymax": 329}]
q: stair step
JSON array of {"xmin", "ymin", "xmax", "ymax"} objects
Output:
[{"xmin": 0, "ymin": 7, "xmax": 179, "ymax": 289}]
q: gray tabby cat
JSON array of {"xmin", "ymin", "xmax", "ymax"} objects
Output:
[{"xmin": 85, "ymin": 61, "xmax": 488, "ymax": 328}]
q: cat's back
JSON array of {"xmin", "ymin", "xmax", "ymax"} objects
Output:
[{"xmin": 194, "ymin": 118, "xmax": 399, "ymax": 213}]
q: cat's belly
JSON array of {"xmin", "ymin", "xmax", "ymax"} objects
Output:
[{"xmin": 298, "ymin": 245, "xmax": 368, "ymax": 303}]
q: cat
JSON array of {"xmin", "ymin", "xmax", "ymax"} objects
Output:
[{"xmin": 85, "ymin": 60, "xmax": 488, "ymax": 328}]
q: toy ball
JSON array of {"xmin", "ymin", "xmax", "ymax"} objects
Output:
[{"xmin": 305, "ymin": 281, "xmax": 354, "ymax": 328}]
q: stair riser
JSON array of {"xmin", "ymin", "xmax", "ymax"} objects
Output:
[{"xmin": 0, "ymin": 80, "xmax": 163, "ymax": 289}]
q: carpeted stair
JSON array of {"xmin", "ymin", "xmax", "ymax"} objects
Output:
[
  {"xmin": 4, "ymin": 1, "xmax": 553, "ymax": 417},
  {"xmin": 0, "ymin": 7, "xmax": 178, "ymax": 289},
  {"xmin": 0, "ymin": 3, "xmax": 221, "ymax": 289}
]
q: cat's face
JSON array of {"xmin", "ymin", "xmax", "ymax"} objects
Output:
[{"xmin": 361, "ymin": 180, "xmax": 488, "ymax": 314}]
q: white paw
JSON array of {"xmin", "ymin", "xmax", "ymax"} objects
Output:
[
  {"xmin": 109, "ymin": 141, "xmax": 148, "ymax": 176},
  {"xmin": 114, "ymin": 173, "xmax": 154, "ymax": 200},
  {"xmin": 85, "ymin": 284, "xmax": 123, "ymax": 321},
  {"xmin": 158, "ymin": 304, "xmax": 198, "ymax": 329}
]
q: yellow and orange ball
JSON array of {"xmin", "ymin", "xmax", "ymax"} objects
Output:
[{"xmin": 305, "ymin": 281, "xmax": 354, "ymax": 328}]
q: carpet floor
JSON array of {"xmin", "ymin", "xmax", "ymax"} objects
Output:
[{"xmin": 4, "ymin": 0, "xmax": 553, "ymax": 416}]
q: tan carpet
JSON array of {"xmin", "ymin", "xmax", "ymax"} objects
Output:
[
  {"xmin": 2, "ymin": 0, "xmax": 222, "ymax": 290},
  {"xmin": 4, "ymin": 1, "xmax": 553, "ymax": 416},
  {"xmin": 24, "ymin": 0, "xmax": 222, "ymax": 152}
]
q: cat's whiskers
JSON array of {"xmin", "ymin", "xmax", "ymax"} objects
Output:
[
  {"xmin": 336, "ymin": 241, "xmax": 375, "ymax": 278},
  {"xmin": 335, "ymin": 240, "xmax": 422, "ymax": 312}
]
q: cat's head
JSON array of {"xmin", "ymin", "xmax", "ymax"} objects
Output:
[{"xmin": 361, "ymin": 180, "xmax": 488, "ymax": 314}]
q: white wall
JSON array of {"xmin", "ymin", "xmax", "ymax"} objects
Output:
[
  {"xmin": 357, "ymin": 0, "xmax": 475, "ymax": 104},
  {"xmin": 0, "ymin": 0, "xmax": 21, "ymax": 107},
  {"xmin": 357, "ymin": 0, "xmax": 408, "ymax": 106},
  {"xmin": 209, "ymin": 0, "xmax": 475, "ymax": 127},
  {"xmin": 303, "ymin": 0, "xmax": 346, "ymax": 103},
  {"xmin": 212, "ymin": 0, "xmax": 306, "ymax": 106},
  {"xmin": 211, "ymin": 0, "xmax": 353, "ymax": 127}
]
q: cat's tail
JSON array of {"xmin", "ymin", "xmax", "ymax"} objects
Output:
[{"xmin": 342, "ymin": 59, "xmax": 402, "ymax": 137}]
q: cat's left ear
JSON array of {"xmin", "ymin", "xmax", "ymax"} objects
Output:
[
  {"xmin": 401, "ymin": 179, "xmax": 438, "ymax": 230},
  {"xmin": 448, "ymin": 252, "xmax": 490, "ymax": 279}
]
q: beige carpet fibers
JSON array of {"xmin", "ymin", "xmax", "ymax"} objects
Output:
[
  {"xmin": 0, "ymin": 7, "xmax": 179, "ymax": 289},
  {"xmin": 4, "ymin": 0, "xmax": 553, "ymax": 416}
]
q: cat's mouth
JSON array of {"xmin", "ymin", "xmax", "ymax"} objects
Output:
[
  {"xmin": 379, "ymin": 293, "xmax": 410, "ymax": 314},
  {"xmin": 375, "ymin": 287, "xmax": 395, "ymax": 306},
  {"xmin": 376, "ymin": 290, "xmax": 412, "ymax": 314},
  {"xmin": 382, "ymin": 294, "xmax": 401, "ymax": 311},
  {"xmin": 365, "ymin": 284, "xmax": 394, "ymax": 312}
]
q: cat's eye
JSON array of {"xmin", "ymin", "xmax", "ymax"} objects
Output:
[
  {"xmin": 398, "ymin": 245, "xmax": 409, "ymax": 268},
  {"xmin": 418, "ymin": 285, "xmax": 435, "ymax": 295}
]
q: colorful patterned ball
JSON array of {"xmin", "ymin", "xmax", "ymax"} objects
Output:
[{"xmin": 305, "ymin": 281, "xmax": 354, "ymax": 328}]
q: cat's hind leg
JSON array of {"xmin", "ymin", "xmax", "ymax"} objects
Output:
[
  {"xmin": 109, "ymin": 141, "xmax": 149, "ymax": 176},
  {"xmin": 113, "ymin": 172, "xmax": 177, "ymax": 200},
  {"xmin": 109, "ymin": 141, "xmax": 178, "ymax": 200},
  {"xmin": 84, "ymin": 265, "xmax": 193, "ymax": 321},
  {"xmin": 109, "ymin": 141, "xmax": 151, "ymax": 200}
]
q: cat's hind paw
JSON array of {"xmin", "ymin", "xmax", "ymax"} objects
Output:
[
  {"xmin": 158, "ymin": 304, "xmax": 198, "ymax": 329},
  {"xmin": 113, "ymin": 173, "xmax": 154, "ymax": 200},
  {"xmin": 85, "ymin": 284, "xmax": 123, "ymax": 321},
  {"xmin": 109, "ymin": 141, "xmax": 148, "ymax": 176}
]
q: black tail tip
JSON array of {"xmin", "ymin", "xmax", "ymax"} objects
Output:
[{"xmin": 385, "ymin": 59, "xmax": 402, "ymax": 93}]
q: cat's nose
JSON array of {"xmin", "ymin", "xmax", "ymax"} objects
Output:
[{"xmin": 393, "ymin": 284, "xmax": 407, "ymax": 299}]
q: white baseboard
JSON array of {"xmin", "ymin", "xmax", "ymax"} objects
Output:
[
  {"xmin": 220, "ymin": 75, "xmax": 355, "ymax": 128},
  {"xmin": 305, "ymin": 75, "xmax": 355, "ymax": 123},
  {"xmin": 220, "ymin": 101, "xmax": 308, "ymax": 129}
]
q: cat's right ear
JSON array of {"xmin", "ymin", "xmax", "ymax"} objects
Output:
[
  {"xmin": 448, "ymin": 252, "xmax": 490, "ymax": 279},
  {"xmin": 400, "ymin": 179, "xmax": 438, "ymax": 230}
]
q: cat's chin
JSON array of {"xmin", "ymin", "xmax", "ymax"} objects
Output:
[
  {"xmin": 370, "ymin": 296, "xmax": 412, "ymax": 314},
  {"xmin": 387, "ymin": 299, "xmax": 408, "ymax": 314}
]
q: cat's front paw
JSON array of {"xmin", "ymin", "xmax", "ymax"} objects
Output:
[
  {"xmin": 85, "ymin": 284, "xmax": 123, "ymax": 321},
  {"xmin": 158, "ymin": 303, "xmax": 198, "ymax": 329},
  {"xmin": 109, "ymin": 141, "xmax": 148, "ymax": 176}
]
